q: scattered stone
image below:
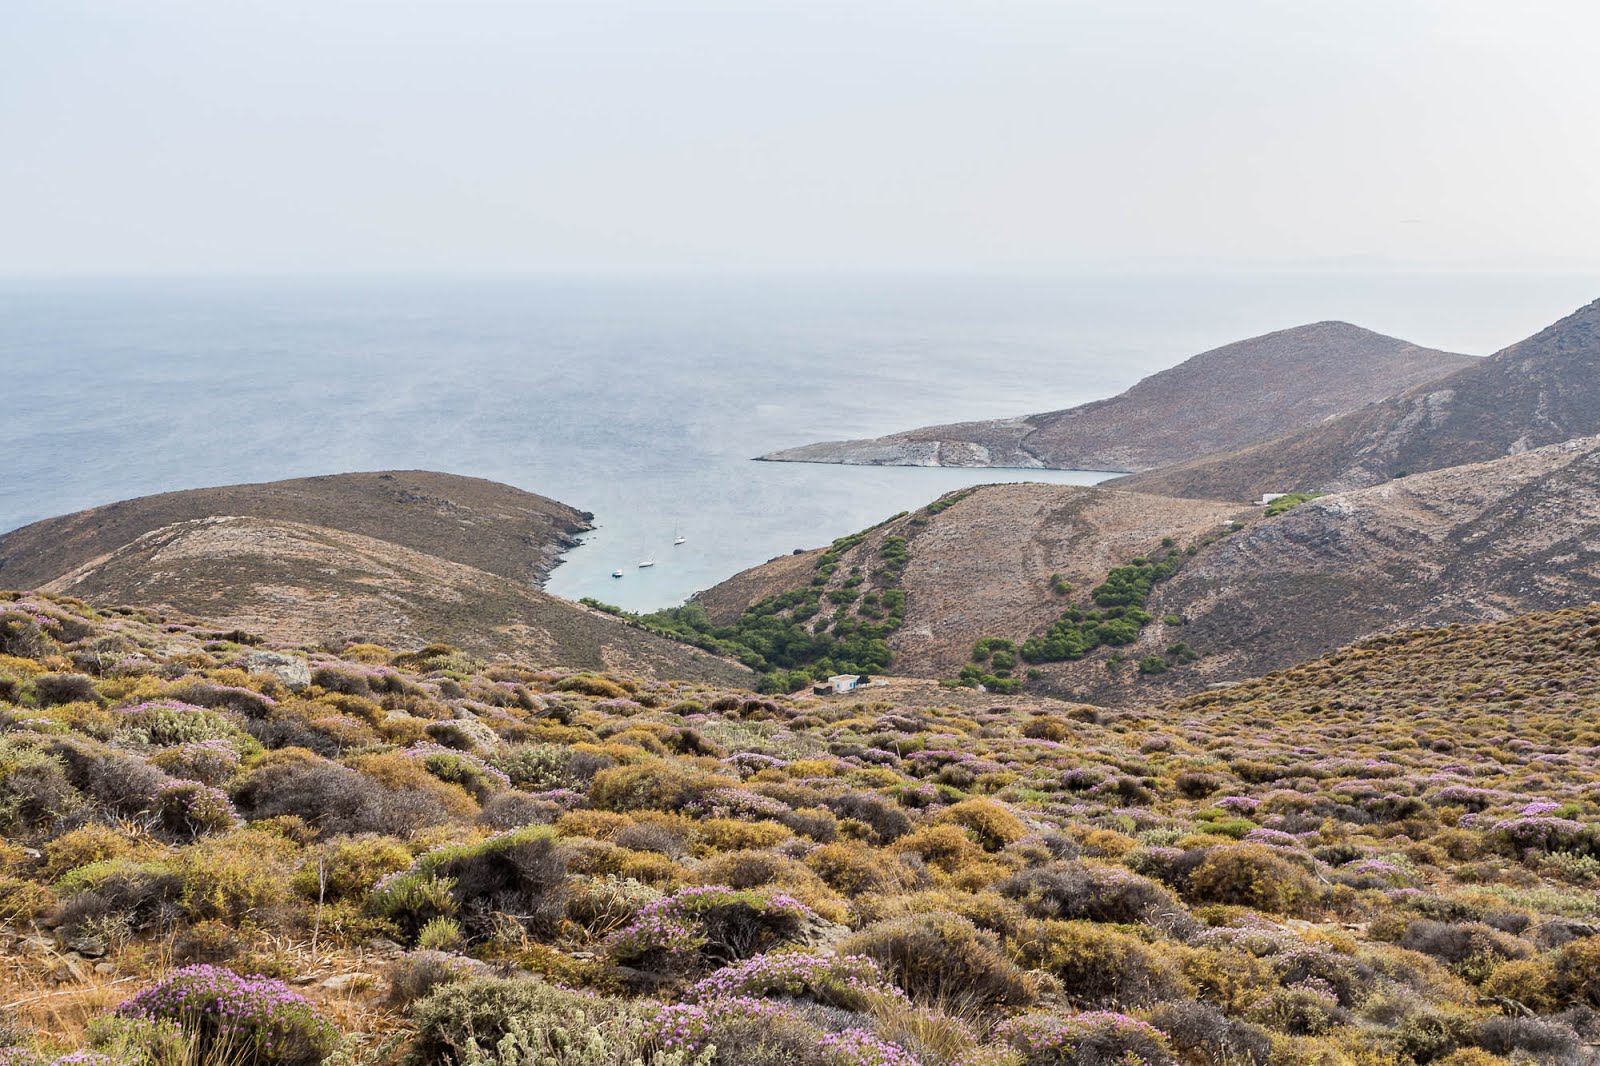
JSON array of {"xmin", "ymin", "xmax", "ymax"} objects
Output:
[
  {"xmin": 19, "ymin": 935, "xmax": 56, "ymax": 957},
  {"xmin": 796, "ymin": 914, "xmax": 852, "ymax": 951},
  {"xmin": 50, "ymin": 954, "xmax": 91, "ymax": 984},
  {"xmin": 321, "ymin": 972, "xmax": 375, "ymax": 992},
  {"xmin": 246, "ymin": 651, "xmax": 312, "ymax": 691},
  {"xmin": 67, "ymin": 936, "xmax": 107, "ymax": 958}
]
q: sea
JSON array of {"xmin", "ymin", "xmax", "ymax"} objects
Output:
[{"xmin": 3, "ymin": 271, "xmax": 1597, "ymax": 612}]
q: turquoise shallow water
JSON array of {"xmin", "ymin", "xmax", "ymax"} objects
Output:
[{"xmin": 2, "ymin": 272, "xmax": 1595, "ymax": 610}]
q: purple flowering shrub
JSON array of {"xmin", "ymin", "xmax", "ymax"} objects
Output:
[
  {"xmin": 149, "ymin": 738, "xmax": 245, "ymax": 786},
  {"xmin": 113, "ymin": 701, "xmax": 239, "ymax": 746},
  {"xmin": 682, "ymin": 951, "xmax": 906, "ymax": 1011},
  {"xmin": 117, "ymin": 966, "xmax": 337, "ymax": 1066},
  {"xmin": 401, "ymin": 742, "xmax": 511, "ymax": 802},
  {"xmin": 644, "ymin": 996, "xmax": 806, "ymax": 1055},
  {"xmin": 154, "ymin": 779, "xmax": 240, "ymax": 839},
  {"xmin": 645, "ymin": 997, "xmax": 923, "ymax": 1066},
  {"xmin": 604, "ymin": 885, "xmax": 816, "ymax": 971},
  {"xmin": 988, "ymin": 1011, "xmax": 1174, "ymax": 1066}
]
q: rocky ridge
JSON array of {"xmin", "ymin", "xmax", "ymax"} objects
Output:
[{"xmin": 1115, "ymin": 297, "xmax": 1600, "ymax": 500}]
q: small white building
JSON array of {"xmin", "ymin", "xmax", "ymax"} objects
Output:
[
  {"xmin": 827, "ymin": 674, "xmax": 861, "ymax": 694},
  {"xmin": 1259, "ymin": 493, "xmax": 1290, "ymax": 506}
]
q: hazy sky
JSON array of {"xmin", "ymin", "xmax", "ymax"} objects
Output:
[{"xmin": 4, "ymin": 0, "xmax": 1599, "ymax": 275}]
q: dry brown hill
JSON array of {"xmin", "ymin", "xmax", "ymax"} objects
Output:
[
  {"xmin": 0, "ymin": 470, "xmax": 589, "ymax": 589},
  {"xmin": 701, "ymin": 435, "xmax": 1600, "ymax": 704},
  {"xmin": 758, "ymin": 322, "xmax": 1473, "ymax": 471},
  {"xmin": 1117, "ymin": 434, "xmax": 1600, "ymax": 697},
  {"xmin": 0, "ymin": 473, "xmax": 751, "ymax": 684},
  {"xmin": 695, "ymin": 483, "xmax": 1248, "ymax": 679},
  {"xmin": 1116, "ymin": 296, "xmax": 1600, "ymax": 500}
]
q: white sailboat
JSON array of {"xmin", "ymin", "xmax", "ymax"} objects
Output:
[
  {"xmin": 638, "ymin": 560, "xmax": 655, "ymax": 568},
  {"xmin": 673, "ymin": 525, "xmax": 686, "ymax": 546},
  {"xmin": 612, "ymin": 569, "xmax": 624, "ymax": 578}
]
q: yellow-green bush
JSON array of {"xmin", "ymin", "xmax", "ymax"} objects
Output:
[
  {"xmin": 1186, "ymin": 844, "xmax": 1321, "ymax": 915},
  {"xmin": 1011, "ymin": 918, "xmax": 1192, "ymax": 1008},
  {"xmin": 934, "ymin": 798, "xmax": 1028, "ymax": 851}
]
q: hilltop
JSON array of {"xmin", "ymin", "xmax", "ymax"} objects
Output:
[
  {"xmin": 0, "ymin": 472, "xmax": 750, "ymax": 684},
  {"xmin": 0, "ymin": 470, "xmax": 590, "ymax": 589},
  {"xmin": 695, "ymin": 435, "xmax": 1600, "ymax": 703},
  {"xmin": 1116, "ymin": 296, "xmax": 1600, "ymax": 500},
  {"xmin": 759, "ymin": 322, "xmax": 1473, "ymax": 472},
  {"xmin": 7, "ymin": 593, "xmax": 1600, "ymax": 1065}
]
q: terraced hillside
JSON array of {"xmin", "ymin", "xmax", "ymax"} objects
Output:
[{"xmin": 689, "ymin": 484, "xmax": 1246, "ymax": 691}]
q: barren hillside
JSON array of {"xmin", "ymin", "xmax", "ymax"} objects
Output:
[
  {"xmin": 759, "ymin": 322, "xmax": 1473, "ymax": 471},
  {"xmin": 0, "ymin": 469, "xmax": 590, "ymax": 589},
  {"xmin": 703, "ymin": 436, "xmax": 1600, "ymax": 704},
  {"xmin": 1, "ymin": 473, "xmax": 751, "ymax": 684},
  {"xmin": 695, "ymin": 483, "xmax": 1246, "ymax": 680},
  {"xmin": 1116, "ymin": 296, "xmax": 1600, "ymax": 500}
]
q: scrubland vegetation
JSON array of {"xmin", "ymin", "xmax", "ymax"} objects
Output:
[
  {"xmin": 961, "ymin": 536, "xmax": 1224, "ymax": 693},
  {"xmin": 1264, "ymin": 494, "xmax": 1327, "ymax": 518},
  {"xmin": 5, "ymin": 591, "xmax": 1600, "ymax": 1065},
  {"xmin": 591, "ymin": 516, "xmax": 914, "ymax": 694}
]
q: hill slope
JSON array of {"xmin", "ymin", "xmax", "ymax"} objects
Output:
[
  {"xmin": 1116, "ymin": 296, "xmax": 1600, "ymax": 500},
  {"xmin": 693, "ymin": 483, "xmax": 1247, "ymax": 683},
  {"xmin": 0, "ymin": 472, "xmax": 750, "ymax": 684},
  {"xmin": 12, "ymin": 593, "xmax": 1600, "ymax": 1063},
  {"xmin": 1117, "ymin": 434, "xmax": 1600, "ymax": 695},
  {"xmin": 700, "ymin": 435, "xmax": 1600, "ymax": 703},
  {"xmin": 759, "ymin": 321, "xmax": 1473, "ymax": 471},
  {"xmin": 0, "ymin": 470, "xmax": 590, "ymax": 589},
  {"xmin": 1165, "ymin": 602, "xmax": 1600, "ymax": 724}
]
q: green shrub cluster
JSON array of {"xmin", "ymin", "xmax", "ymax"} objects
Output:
[
  {"xmin": 1264, "ymin": 491, "xmax": 1326, "ymax": 517},
  {"xmin": 626, "ymin": 518, "xmax": 916, "ymax": 692}
]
